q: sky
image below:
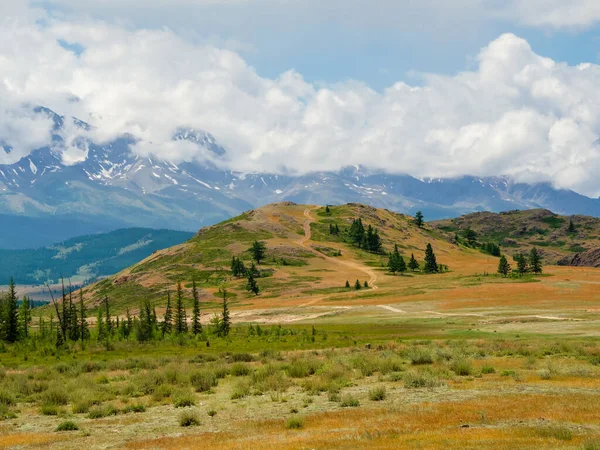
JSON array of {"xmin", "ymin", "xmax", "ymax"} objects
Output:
[{"xmin": 1, "ymin": 1, "xmax": 600, "ymax": 197}]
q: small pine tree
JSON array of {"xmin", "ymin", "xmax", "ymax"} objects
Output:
[
  {"xmin": 529, "ymin": 247, "xmax": 543, "ymax": 274},
  {"xmin": 79, "ymin": 290, "xmax": 89, "ymax": 342},
  {"xmin": 345, "ymin": 280, "xmax": 350, "ymax": 288},
  {"xmin": 568, "ymin": 217, "xmax": 575, "ymax": 233},
  {"xmin": 415, "ymin": 211, "xmax": 424, "ymax": 228},
  {"xmin": 497, "ymin": 255, "xmax": 511, "ymax": 277},
  {"xmin": 175, "ymin": 282, "xmax": 188, "ymax": 334},
  {"xmin": 364, "ymin": 281, "xmax": 369, "ymax": 288},
  {"xmin": 397, "ymin": 255, "xmax": 407, "ymax": 274},
  {"xmin": 246, "ymin": 273, "xmax": 260, "ymax": 296},
  {"xmin": 515, "ymin": 253, "xmax": 528, "ymax": 276},
  {"xmin": 162, "ymin": 292, "xmax": 173, "ymax": 337},
  {"xmin": 221, "ymin": 289, "xmax": 230, "ymax": 337},
  {"xmin": 388, "ymin": 244, "xmax": 401, "ymax": 274},
  {"xmin": 249, "ymin": 241, "xmax": 267, "ymax": 264},
  {"xmin": 424, "ymin": 244, "xmax": 439, "ymax": 273},
  {"xmin": 4, "ymin": 278, "xmax": 19, "ymax": 342},
  {"xmin": 96, "ymin": 308, "xmax": 106, "ymax": 342},
  {"xmin": 408, "ymin": 253, "xmax": 419, "ymax": 271},
  {"xmin": 104, "ymin": 296, "xmax": 112, "ymax": 337},
  {"xmin": 463, "ymin": 228, "xmax": 477, "ymax": 247},
  {"xmin": 354, "ymin": 279, "xmax": 362, "ymax": 290},
  {"xmin": 18, "ymin": 295, "xmax": 31, "ymax": 339},
  {"xmin": 191, "ymin": 280, "xmax": 202, "ymax": 336},
  {"xmin": 325, "ymin": 205, "xmax": 331, "ymax": 214}
]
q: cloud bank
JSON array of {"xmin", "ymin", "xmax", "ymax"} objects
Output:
[{"xmin": 1, "ymin": 4, "xmax": 599, "ymax": 197}]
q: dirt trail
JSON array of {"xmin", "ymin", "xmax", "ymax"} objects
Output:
[
  {"xmin": 300, "ymin": 208, "xmax": 378, "ymax": 289},
  {"xmin": 377, "ymin": 304, "xmax": 406, "ymax": 313}
]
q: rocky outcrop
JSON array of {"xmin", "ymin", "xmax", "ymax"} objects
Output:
[{"xmin": 557, "ymin": 248, "xmax": 600, "ymax": 268}]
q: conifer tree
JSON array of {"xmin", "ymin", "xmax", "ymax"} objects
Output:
[
  {"xmin": 191, "ymin": 280, "xmax": 202, "ymax": 336},
  {"xmin": 497, "ymin": 255, "xmax": 511, "ymax": 277},
  {"xmin": 125, "ymin": 308, "xmax": 133, "ymax": 340},
  {"xmin": 398, "ymin": 255, "xmax": 407, "ymax": 274},
  {"xmin": 79, "ymin": 290, "xmax": 89, "ymax": 342},
  {"xmin": 221, "ymin": 288, "xmax": 230, "ymax": 337},
  {"xmin": 345, "ymin": 280, "xmax": 350, "ymax": 288},
  {"xmin": 424, "ymin": 244, "xmax": 439, "ymax": 273},
  {"xmin": 96, "ymin": 308, "xmax": 106, "ymax": 342},
  {"xmin": 104, "ymin": 296, "xmax": 113, "ymax": 337},
  {"xmin": 19, "ymin": 295, "xmax": 31, "ymax": 339},
  {"xmin": 529, "ymin": 247, "xmax": 543, "ymax": 274},
  {"xmin": 568, "ymin": 217, "xmax": 575, "ymax": 233},
  {"xmin": 354, "ymin": 279, "xmax": 362, "ymax": 290},
  {"xmin": 137, "ymin": 300, "xmax": 154, "ymax": 342},
  {"xmin": 68, "ymin": 284, "xmax": 79, "ymax": 341},
  {"xmin": 515, "ymin": 253, "xmax": 528, "ymax": 275},
  {"xmin": 4, "ymin": 278, "xmax": 19, "ymax": 342},
  {"xmin": 388, "ymin": 245, "xmax": 400, "ymax": 274},
  {"xmin": 325, "ymin": 205, "xmax": 331, "ymax": 214},
  {"xmin": 246, "ymin": 273, "xmax": 260, "ymax": 296},
  {"xmin": 415, "ymin": 211, "xmax": 424, "ymax": 228},
  {"xmin": 364, "ymin": 281, "xmax": 369, "ymax": 288},
  {"xmin": 162, "ymin": 292, "xmax": 173, "ymax": 337},
  {"xmin": 249, "ymin": 241, "xmax": 267, "ymax": 264},
  {"xmin": 408, "ymin": 253, "xmax": 420, "ymax": 271},
  {"xmin": 175, "ymin": 281, "xmax": 188, "ymax": 334}
]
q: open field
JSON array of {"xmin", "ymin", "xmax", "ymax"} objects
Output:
[{"xmin": 3, "ymin": 203, "xmax": 600, "ymax": 448}]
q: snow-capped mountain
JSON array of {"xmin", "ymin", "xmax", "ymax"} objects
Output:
[{"xmin": 1, "ymin": 107, "xmax": 599, "ymax": 249}]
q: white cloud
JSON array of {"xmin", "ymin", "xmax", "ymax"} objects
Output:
[
  {"xmin": 500, "ymin": 0, "xmax": 600, "ymax": 29},
  {"xmin": 1, "ymin": 6, "xmax": 600, "ymax": 196}
]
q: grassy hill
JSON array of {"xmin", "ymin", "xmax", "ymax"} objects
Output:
[
  {"xmin": 0, "ymin": 228, "xmax": 194, "ymax": 286},
  {"xmin": 431, "ymin": 209, "xmax": 600, "ymax": 265},
  {"xmin": 83, "ymin": 202, "xmax": 527, "ymax": 314}
]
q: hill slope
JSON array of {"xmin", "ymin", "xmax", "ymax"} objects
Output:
[
  {"xmin": 431, "ymin": 209, "xmax": 600, "ymax": 265},
  {"xmin": 84, "ymin": 202, "xmax": 496, "ymax": 313},
  {"xmin": 0, "ymin": 228, "xmax": 194, "ymax": 285}
]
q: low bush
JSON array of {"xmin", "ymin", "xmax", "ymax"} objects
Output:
[
  {"xmin": 368, "ymin": 386, "xmax": 387, "ymax": 401},
  {"xmin": 55, "ymin": 421, "xmax": 78, "ymax": 431},
  {"xmin": 190, "ymin": 371, "xmax": 217, "ymax": 393},
  {"xmin": 286, "ymin": 416, "xmax": 304, "ymax": 429},
  {"xmin": 340, "ymin": 394, "xmax": 360, "ymax": 407},
  {"xmin": 179, "ymin": 410, "xmax": 201, "ymax": 427},
  {"xmin": 173, "ymin": 390, "xmax": 196, "ymax": 408}
]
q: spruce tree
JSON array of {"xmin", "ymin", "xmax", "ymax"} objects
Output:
[
  {"xmin": 529, "ymin": 247, "xmax": 543, "ymax": 274},
  {"xmin": 345, "ymin": 280, "xmax": 350, "ymax": 288},
  {"xmin": 175, "ymin": 281, "xmax": 188, "ymax": 334},
  {"xmin": 19, "ymin": 295, "xmax": 30, "ymax": 339},
  {"xmin": 515, "ymin": 253, "xmax": 528, "ymax": 276},
  {"xmin": 221, "ymin": 288, "xmax": 230, "ymax": 337},
  {"xmin": 398, "ymin": 255, "xmax": 407, "ymax": 274},
  {"xmin": 96, "ymin": 308, "xmax": 106, "ymax": 342},
  {"xmin": 79, "ymin": 290, "xmax": 89, "ymax": 342},
  {"xmin": 68, "ymin": 284, "xmax": 79, "ymax": 341},
  {"xmin": 104, "ymin": 296, "xmax": 112, "ymax": 337},
  {"xmin": 249, "ymin": 241, "xmax": 267, "ymax": 264},
  {"xmin": 388, "ymin": 244, "xmax": 401, "ymax": 274},
  {"xmin": 354, "ymin": 279, "xmax": 362, "ymax": 290},
  {"xmin": 325, "ymin": 205, "xmax": 331, "ymax": 214},
  {"xmin": 415, "ymin": 211, "xmax": 424, "ymax": 228},
  {"xmin": 568, "ymin": 217, "xmax": 575, "ymax": 233},
  {"xmin": 246, "ymin": 273, "xmax": 260, "ymax": 296},
  {"xmin": 191, "ymin": 280, "xmax": 202, "ymax": 336},
  {"xmin": 408, "ymin": 253, "xmax": 420, "ymax": 271},
  {"xmin": 424, "ymin": 244, "xmax": 439, "ymax": 273},
  {"xmin": 497, "ymin": 255, "xmax": 511, "ymax": 277},
  {"xmin": 364, "ymin": 281, "xmax": 369, "ymax": 288},
  {"xmin": 4, "ymin": 278, "xmax": 19, "ymax": 342},
  {"xmin": 162, "ymin": 292, "xmax": 173, "ymax": 337}
]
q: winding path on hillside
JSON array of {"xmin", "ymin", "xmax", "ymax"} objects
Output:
[{"xmin": 298, "ymin": 208, "xmax": 378, "ymax": 306}]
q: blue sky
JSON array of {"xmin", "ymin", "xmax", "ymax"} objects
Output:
[{"xmin": 1, "ymin": 1, "xmax": 600, "ymax": 196}]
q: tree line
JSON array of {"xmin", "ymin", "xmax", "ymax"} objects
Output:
[{"xmin": 497, "ymin": 247, "xmax": 543, "ymax": 277}]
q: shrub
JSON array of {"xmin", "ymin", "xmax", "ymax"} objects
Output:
[
  {"xmin": 173, "ymin": 391, "xmax": 196, "ymax": 408},
  {"xmin": 590, "ymin": 356, "xmax": 600, "ymax": 366},
  {"xmin": 286, "ymin": 417, "xmax": 304, "ymax": 429},
  {"xmin": 230, "ymin": 380, "xmax": 251, "ymax": 400},
  {"xmin": 408, "ymin": 348, "xmax": 434, "ymax": 365},
  {"xmin": 538, "ymin": 369, "xmax": 553, "ymax": 380},
  {"xmin": 151, "ymin": 384, "xmax": 173, "ymax": 402},
  {"xmin": 231, "ymin": 353, "xmax": 255, "ymax": 362},
  {"xmin": 328, "ymin": 391, "xmax": 340, "ymax": 402},
  {"xmin": 179, "ymin": 410, "xmax": 201, "ymax": 427},
  {"xmin": 403, "ymin": 371, "xmax": 443, "ymax": 389},
  {"xmin": 480, "ymin": 365, "xmax": 495, "ymax": 374},
  {"xmin": 87, "ymin": 405, "xmax": 119, "ymax": 419},
  {"xmin": 122, "ymin": 403, "xmax": 146, "ymax": 414},
  {"xmin": 42, "ymin": 387, "xmax": 69, "ymax": 406},
  {"xmin": 55, "ymin": 421, "xmax": 79, "ymax": 431},
  {"xmin": 208, "ymin": 409, "xmax": 217, "ymax": 417},
  {"xmin": 73, "ymin": 398, "xmax": 95, "ymax": 414},
  {"xmin": 0, "ymin": 405, "xmax": 17, "ymax": 420},
  {"xmin": 340, "ymin": 394, "xmax": 360, "ymax": 407},
  {"xmin": 450, "ymin": 359, "xmax": 473, "ymax": 376},
  {"xmin": 41, "ymin": 405, "xmax": 59, "ymax": 416},
  {"xmin": 230, "ymin": 363, "xmax": 251, "ymax": 377},
  {"xmin": 368, "ymin": 386, "xmax": 387, "ymax": 401},
  {"xmin": 286, "ymin": 358, "xmax": 321, "ymax": 378},
  {"xmin": 0, "ymin": 390, "xmax": 16, "ymax": 407},
  {"xmin": 190, "ymin": 371, "xmax": 217, "ymax": 392}
]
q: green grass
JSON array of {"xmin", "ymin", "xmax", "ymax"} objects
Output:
[{"xmin": 55, "ymin": 421, "xmax": 79, "ymax": 431}]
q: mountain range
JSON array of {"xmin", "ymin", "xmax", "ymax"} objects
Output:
[{"xmin": 2, "ymin": 107, "xmax": 599, "ymax": 249}]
